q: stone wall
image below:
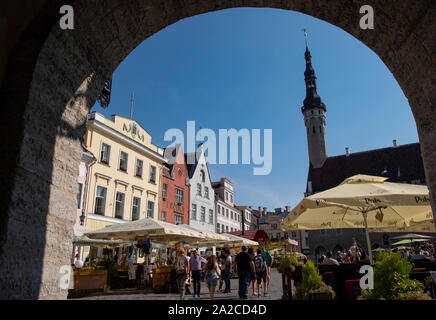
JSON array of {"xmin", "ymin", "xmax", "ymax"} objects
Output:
[{"xmin": 0, "ymin": 0, "xmax": 435, "ymax": 299}]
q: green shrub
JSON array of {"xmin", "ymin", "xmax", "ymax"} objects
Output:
[
  {"xmin": 358, "ymin": 250, "xmax": 430, "ymax": 300},
  {"xmin": 278, "ymin": 252, "xmax": 299, "ymax": 273},
  {"xmin": 301, "ymin": 260, "xmax": 323, "ymax": 292}
]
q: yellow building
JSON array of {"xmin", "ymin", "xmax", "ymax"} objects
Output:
[{"xmin": 84, "ymin": 112, "xmax": 165, "ymax": 232}]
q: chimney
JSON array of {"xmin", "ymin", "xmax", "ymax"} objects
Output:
[
  {"xmin": 345, "ymin": 147, "xmax": 350, "ymax": 157},
  {"xmin": 285, "ymin": 206, "xmax": 290, "ymax": 212},
  {"xmin": 263, "ymin": 207, "xmax": 267, "ymax": 217},
  {"xmin": 248, "ymin": 206, "xmax": 252, "ymax": 210},
  {"xmin": 275, "ymin": 208, "xmax": 282, "ymax": 214},
  {"xmin": 393, "ymin": 139, "xmax": 397, "ymax": 147}
]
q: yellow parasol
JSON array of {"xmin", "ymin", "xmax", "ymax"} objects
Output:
[{"xmin": 281, "ymin": 175, "xmax": 435, "ymax": 265}]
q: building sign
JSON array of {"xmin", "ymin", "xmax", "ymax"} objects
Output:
[
  {"xmin": 123, "ymin": 122, "xmax": 145, "ymax": 142},
  {"xmin": 165, "ymin": 201, "xmax": 184, "ymax": 214}
]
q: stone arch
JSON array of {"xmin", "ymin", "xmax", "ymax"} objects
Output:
[{"xmin": 1, "ymin": 0, "xmax": 436, "ymax": 299}]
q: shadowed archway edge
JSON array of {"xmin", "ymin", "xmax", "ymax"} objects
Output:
[{"xmin": 0, "ymin": 0, "xmax": 435, "ymax": 299}]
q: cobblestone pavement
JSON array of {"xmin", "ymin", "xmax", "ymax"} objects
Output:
[{"xmin": 72, "ymin": 269, "xmax": 283, "ymax": 300}]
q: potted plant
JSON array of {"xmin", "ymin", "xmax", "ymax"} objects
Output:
[
  {"xmin": 296, "ymin": 260, "xmax": 335, "ymax": 300},
  {"xmin": 278, "ymin": 252, "xmax": 300, "ymax": 299}
]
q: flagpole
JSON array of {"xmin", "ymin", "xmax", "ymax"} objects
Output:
[{"xmin": 130, "ymin": 91, "xmax": 134, "ymax": 119}]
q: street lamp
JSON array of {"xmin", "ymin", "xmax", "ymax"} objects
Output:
[{"xmin": 79, "ymin": 210, "xmax": 86, "ymax": 226}]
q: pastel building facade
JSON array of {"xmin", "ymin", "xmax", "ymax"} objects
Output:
[
  {"xmin": 186, "ymin": 144, "xmax": 215, "ymax": 232},
  {"xmin": 84, "ymin": 112, "xmax": 165, "ymax": 232},
  {"xmin": 160, "ymin": 144, "xmax": 190, "ymax": 225},
  {"xmin": 213, "ymin": 178, "xmax": 241, "ymax": 233}
]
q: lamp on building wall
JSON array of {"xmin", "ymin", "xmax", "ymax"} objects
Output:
[{"xmin": 79, "ymin": 210, "xmax": 86, "ymax": 226}]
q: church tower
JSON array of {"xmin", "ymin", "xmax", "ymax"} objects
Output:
[{"xmin": 301, "ymin": 31, "xmax": 327, "ymax": 169}]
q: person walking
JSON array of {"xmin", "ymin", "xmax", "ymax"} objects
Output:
[
  {"xmin": 235, "ymin": 246, "xmax": 255, "ymax": 300},
  {"xmin": 261, "ymin": 247, "xmax": 273, "ymax": 293},
  {"xmin": 254, "ymin": 249, "xmax": 268, "ymax": 297},
  {"xmin": 203, "ymin": 255, "xmax": 221, "ymax": 300},
  {"xmin": 224, "ymin": 249, "xmax": 232, "ymax": 293},
  {"xmin": 189, "ymin": 250, "xmax": 206, "ymax": 297},
  {"xmin": 248, "ymin": 248, "xmax": 257, "ymax": 296},
  {"xmin": 175, "ymin": 249, "xmax": 189, "ymax": 300}
]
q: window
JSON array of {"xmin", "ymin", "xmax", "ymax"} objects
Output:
[
  {"xmin": 135, "ymin": 159, "xmax": 143, "ymax": 178},
  {"xmin": 114, "ymin": 192, "xmax": 125, "ymax": 219},
  {"xmin": 197, "ymin": 183, "xmax": 201, "ymax": 196},
  {"xmin": 100, "ymin": 143, "xmax": 111, "ymax": 164},
  {"xmin": 221, "ymin": 225, "xmax": 224, "ymax": 233},
  {"xmin": 147, "ymin": 201, "xmax": 154, "ymax": 218},
  {"xmin": 204, "ymin": 186, "xmax": 209, "ymax": 199},
  {"xmin": 174, "ymin": 215, "xmax": 183, "ymax": 225},
  {"xmin": 231, "ymin": 211, "xmax": 233, "ymax": 220},
  {"xmin": 272, "ymin": 224, "xmax": 278, "ymax": 229},
  {"xmin": 276, "ymin": 233, "xmax": 281, "ymax": 239},
  {"xmin": 200, "ymin": 206, "xmax": 206, "ymax": 222},
  {"xmin": 162, "ymin": 184, "xmax": 167, "ymax": 199},
  {"xmin": 149, "ymin": 165, "xmax": 157, "ymax": 183},
  {"xmin": 216, "ymin": 223, "xmax": 220, "ymax": 233},
  {"xmin": 209, "ymin": 209, "xmax": 213, "ymax": 224},
  {"xmin": 284, "ymin": 233, "xmax": 288, "ymax": 239},
  {"xmin": 200, "ymin": 170, "xmax": 205, "ymax": 182},
  {"xmin": 312, "ymin": 126, "xmax": 315, "ymax": 133},
  {"xmin": 226, "ymin": 226, "xmax": 229, "ymax": 232},
  {"xmin": 230, "ymin": 194, "xmax": 233, "ymax": 203},
  {"xmin": 94, "ymin": 186, "xmax": 107, "ymax": 215},
  {"xmin": 226, "ymin": 209, "xmax": 229, "ymax": 218},
  {"xmin": 291, "ymin": 231, "xmax": 297, "ymax": 238},
  {"xmin": 131, "ymin": 197, "xmax": 141, "ymax": 221},
  {"xmin": 175, "ymin": 189, "xmax": 184, "ymax": 204},
  {"xmin": 161, "ymin": 211, "xmax": 166, "ymax": 222},
  {"xmin": 191, "ymin": 204, "xmax": 197, "ymax": 220},
  {"xmin": 225, "ymin": 192, "xmax": 228, "ymax": 201},
  {"xmin": 119, "ymin": 151, "xmax": 128, "ymax": 172},
  {"xmin": 217, "ymin": 206, "xmax": 221, "ymax": 214},
  {"xmin": 77, "ymin": 183, "xmax": 83, "ymax": 209}
]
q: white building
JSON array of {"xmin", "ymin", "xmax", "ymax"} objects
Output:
[
  {"xmin": 186, "ymin": 144, "xmax": 215, "ymax": 233},
  {"xmin": 235, "ymin": 206, "xmax": 254, "ymax": 231},
  {"xmin": 213, "ymin": 178, "xmax": 241, "ymax": 233}
]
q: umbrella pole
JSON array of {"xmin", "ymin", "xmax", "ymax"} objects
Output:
[{"xmin": 363, "ymin": 212, "xmax": 374, "ymax": 265}]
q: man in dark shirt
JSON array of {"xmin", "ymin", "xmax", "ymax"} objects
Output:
[{"xmin": 234, "ymin": 246, "xmax": 255, "ymax": 299}]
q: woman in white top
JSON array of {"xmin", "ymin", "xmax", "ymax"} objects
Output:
[
  {"xmin": 176, "ymin": 249, "xmax": 190, "ymax": 300},
  {"xmin": 202, "ymin": 255, "xmax": 221, "ymax": 300}
]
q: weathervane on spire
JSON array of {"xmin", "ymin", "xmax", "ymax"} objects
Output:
[{"xmin": 302, "ymin": 28, "xmax": 308, "ymax": 49}]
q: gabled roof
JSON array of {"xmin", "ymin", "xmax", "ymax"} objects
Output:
[
  {"xmin": 310, "ymin": 142, "xmax": 425, "ymax": 193},
  {"xmin": 226, "ymin": 229, "xmax": 269, "ymax": 242}
]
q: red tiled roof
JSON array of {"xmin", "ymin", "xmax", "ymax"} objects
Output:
[
  {"xmin": 226, "ymin": 230, "xmax": 269, "ymax": 242},
  {"xmin": 311, "ymin": 143, "xmax": 426, "ymax": 193}
]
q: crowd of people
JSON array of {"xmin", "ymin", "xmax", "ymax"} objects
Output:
[
  {"xmin": 318, "ymin": 239, "xmax": 436, "ymax": 266},
  {"xmin": 174, "ymin": 246, "xmax": 274, "ymax": 300}
]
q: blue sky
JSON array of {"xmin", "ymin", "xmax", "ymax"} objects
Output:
[{"xmin": 92, "ymin": 8, "xmax": 418, "ymax": 211}]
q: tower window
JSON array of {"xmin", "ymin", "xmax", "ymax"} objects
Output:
[
  {"xmin": 311, "ymin": 110, "xmax": 314, "ymax": 115},
  {"xmin": 319, "ymin": 126, "xmax": 322, "ymax": 133},
  {"xmin": 312, "ymin": 126, "xmax": 315, "ymax": 133}
]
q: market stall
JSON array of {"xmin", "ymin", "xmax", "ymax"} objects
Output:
[
  {"xmin": 85, "ymin": 218, "xmax": 212, "ymax": 293},
  {"xmin": 71, "ymin": 235, "xmax": 131, "ymax": 293}
]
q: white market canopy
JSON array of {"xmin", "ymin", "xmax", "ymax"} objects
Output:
[
  {"xmin": 85, "ymin": 218, "xmax": 211, "ymax": 245},
  {"xmin": 72, "ymin": 235, "xmax": 132, "ymax": 248}
]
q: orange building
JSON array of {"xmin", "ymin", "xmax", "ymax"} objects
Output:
[{"xmin": 160, "ymin": 145, "xmax": 190, "ymax": 224}]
